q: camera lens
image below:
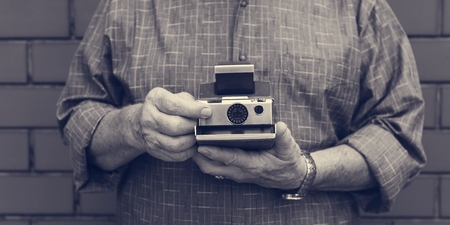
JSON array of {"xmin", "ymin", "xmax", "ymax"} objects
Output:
[
  {"xmin": 227, "ymin": 104, "xmax": 248, "ymax": 124},
  {"xmin": 254, "ymin": 105, "xmax": 264, "ymax": 114}
]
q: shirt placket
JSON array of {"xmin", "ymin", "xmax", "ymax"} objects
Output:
[
  {"xmin": 233, "ymin": 0, "xmax": 249, "ymax": 63},
  {"xmin": 231, "ymin": 2, "xmax": 251, "ymax": 224}
]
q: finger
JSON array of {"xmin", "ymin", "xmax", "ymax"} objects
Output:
[
  {"xmin": 154, "ymin": 145, "xmax": 198, "ymax": 162},
  {"xmin": 193, "ymin": 153, "xmax": 226, "ymax": 169},
  {"xmin": 273, "ymin": 122, "xmax": 299, "ymax": 160},
  {"xmin": 146, "ymin": 87, "xmax": 211, "ymax": 119},
  {"xmin": 197, "ymin": 146, "xmax": 251, "ymax": 168},
  {"xmin": 193, "ymin": 153, "xmax": 242, "ymax": 179},
  {"xmin": 155, "ymin": 92, "xmax": 199, "ymax": 135},
  {"xmin": 150, "ymin": 132, "xmax": 197, "ymax": 153},
  {"xmin": 143, "ymin": 103, "xmax": 197, "ymax": 135},
  {"xmin": 176, "ymin": 92, "xmax": 196, "ymax": 101}
]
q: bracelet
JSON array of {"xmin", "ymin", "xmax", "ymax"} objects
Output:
[{"xmin": 281, "ymin": 151, "xmax": 316, "ymax": 200}]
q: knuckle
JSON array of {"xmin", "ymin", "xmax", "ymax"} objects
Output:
[
  {"xmin": 224, "ymin": 154, "xmax": 239, "ymax": 166},
  {"xmin": 165, "ymin": 100, "xmax": 182, "ymax": 115},
  {"xmin": 142, "ymin": 116, "xmax": 161, "ymax": 132},
  {"xmin": 161, "ymin": 119, "xmax": 180, "ymax": 135},
  {"xmin": 153, "ymin": 118, "xmax": 168, "ymax": 133},
  {"xmin": 169, "ymin": 153, "xmax": 187, "ymax": 162},
  {"xmin": 146, "ymin": 87, "xmax": 162, "ymax": 102},
  {"xmin": 166, "ymin": 141, "xmax": 184, "ymax": 152},
  {"xmin": 150, "ymin": 135, "xmax": 163, "ymax": 149},
  {"xmin": 167, "ymin": 137, "xmax": 192, "ymax": 152},
  {"xmin": 162, "ymin": 118, "xmax": 195, "ymax": 136},
  {"xmin": 145, "ymin": 111, "xmax": 180, "ymax": 136},
  {"xmin": 149, "ymin": 88, "xmax": 184, "ymax": 115},
  {"xmin": 178, "ymin": 151, "xmax": 193, "ymax": 161},
  {"xmin": 140, "ymin": 105, "xmax": 160, "ymax": 130},
  {"xmin": 177, "ymin": 92, "xmax": 195, "ymax": 100},
  {"xmin": 232, "ymin": 174, "xmax": 245, "ymax": 183},
  {"xmin": 148, "ymin": 88, "xmax": 172, "ymax": 110},
  {"xmin": 250, "ymin": 166, "xmax": 264, "ymax": 176},
  {"xmin": 199, "ymin": 166, "xmax": 212, "ymax": 175}
]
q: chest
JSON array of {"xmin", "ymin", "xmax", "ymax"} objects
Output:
[
  {"xmin": 108, "ymin": 0, "xmax": 362, "ymax": 149},
  {"xmin": 109, "ymin": 0, "xmax": 360, "ymax": 95}
]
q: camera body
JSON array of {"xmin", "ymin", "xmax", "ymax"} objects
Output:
[
  {"xmin": 194, "ymin": 62, "xmax": 276, "ymax": 150},
  {"xmin": 197, "ymin": 97, "xmax": 273, "ymax": 126}
]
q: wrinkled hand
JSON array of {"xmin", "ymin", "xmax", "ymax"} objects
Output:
[
  {"xmin": 139, "ymin": 87, "xmax": 211, "ymax": 162},
  {"xmin": 193, "ymin": 122, "xmax": 306, "ymax": 190}
]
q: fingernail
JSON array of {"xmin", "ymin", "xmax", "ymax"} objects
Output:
[{"xmin": 200, "ymin": 108, "xmax": 212, "ymax": 118}]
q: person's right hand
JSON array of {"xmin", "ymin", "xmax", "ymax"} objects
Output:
[{"xmin": 138, "ymin": 87, "xmax": 211, "ymax": 162}]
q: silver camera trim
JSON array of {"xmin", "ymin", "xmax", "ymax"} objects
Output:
[
  {"xmin": 214, "ymin": 63, "xmax": 254, "ymax": 74},
  {"xmin": 195, "ymin": 125, "xmax": 276, "ymax": 140},
  {"xmin": 194, "ymin": 124, "xmax": 276, "ymax": 150},
  {"xmin": 197, "ymin": 98, "xmax": 273, "ymax": 126}
]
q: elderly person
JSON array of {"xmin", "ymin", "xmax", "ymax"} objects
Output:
[{"xmin": 57, "ymin": 0, "xmax": 426, "ymax": 224}]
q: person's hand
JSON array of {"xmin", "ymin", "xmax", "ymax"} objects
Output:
[
  {"xmin": 139, "ymin": 87, "xmax": 211, "ymax": 162},
  {"xmin": 193, "ymin": 122, "xmax": 306, "ymax": 190}
]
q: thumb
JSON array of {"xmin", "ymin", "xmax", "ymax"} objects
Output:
[
  {"xmin": 147, "ymin": 87, "xmax": 212, "ymax": 119},
  {"xmin": 273, "ymin": 122, "xmax": 299, "ymax": 160}
]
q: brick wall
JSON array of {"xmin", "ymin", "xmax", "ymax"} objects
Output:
[
  {"xmin": 0, "ymin": 0, "xmax": 448, "ymax": 224},
  {"xmin": 360, "ymin": 0, "xmax": 450, "ymax": 224},
  {"xmin": 0, "ymin": 0, "xmax": 116, "ymax": 224}
]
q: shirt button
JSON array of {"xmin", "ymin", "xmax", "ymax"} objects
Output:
[
  {"xmin": 240, "ymin": 1, "xmax": 248, "ymax": 7},
  {"xmin": 239, "ymin": 54, "xmax": 248, "ymax": 61}
]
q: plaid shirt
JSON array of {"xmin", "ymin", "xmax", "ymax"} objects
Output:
[{"xmin": 57, "ymin": 0, "xmax": 426, "ymax": 224}]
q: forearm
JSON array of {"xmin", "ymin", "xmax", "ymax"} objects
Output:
[
  {"xmin": 89, "ymin": 104, "xmax": 146, "ymax": 171},
  {"xmin": 310, "ymin": 144, "xmax": 377, "ymax": 191}
]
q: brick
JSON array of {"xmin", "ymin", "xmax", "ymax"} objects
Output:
[
  {"xmin": 0, "ymin": 42, "xmax": 27, "ymax": 83},
  {"xmin": 74, "ymin": 0, "xmax": 102, "ymax": 37},
  {"xmin": 0, "ymin": 176, "xmax": 73, "ymax": 214},
  {"xmin": 364, "ymin": 177, "xmax": 435, "ymax": 217},
  {"xmin": 0, "ymin": 0, "xmax": 69, "ymax": 38},
  {"xmin": 421, "ymin": 86, "xmax": 437, "ymax": 128},
  {"xmin": 386, "ymin": 0, "xmax": 440, "ymax": 36},
  {"xmin": 0, "ymin": 88, "xmax": 62, "ymax": 127},
  {"xmin": 441, "ymin": 178, "xmax": 450, "ymax": 217},
  {"xmin": 422, "ymin": 132, "xmax": 450, "ymax": 172},
  {"xmin": 36, "ymin": 221, "xmax": 116, "ymax": 225},
  {"xmin": 32, "ymin": 42, "xmax": 79, "ymax": 83},
  {"xmin": 0, "ymin": 130, "xmax": 28, "ymax": 171},
  {"xmin": 0, "ymin": 222, "xmax": 29, "ymax": 225},
  {"xmin": 79, "ymin": 192, "xmax": 116, "ymax": 214},
  {"xmin": 388, "ymin": 177, "xmax": 435, "ymax": 217},
  {"xmin": 445, "ymin": 0, "xmax": 450, "ymax": 35},
  {"xmin": 396, "ymin": 222, "xmax": 450, "ymax": 225},
  {"xmin": 410, "ymin": 39, "xmax": 450, "ymax": 82},
  {"xmin": 359, "ymin": 221, "xmax": 389, "ymax": 225},
  {"xmin": 33, "ymin": 130, "xmax": 72, "ymax": 171},
  {"xmin": 442, "ymin": 86, "xmax": 450, "ymax": 128}
]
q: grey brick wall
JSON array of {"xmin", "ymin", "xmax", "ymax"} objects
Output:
[
  {"xmin": 0, "ymin": 0, "xmax": 449, "ymax": 224},
  {"xmin": 0, "ymin": 0, "xmax": 115, "ymax": 224},
  {"xmin": 360, "ymin": 0, "xmax": 450, "ymax": 224}
]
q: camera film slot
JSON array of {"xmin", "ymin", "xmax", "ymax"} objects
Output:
[
  {"xmin": 195, "ymin": 125, "xmax": 276, "ymax": 150},
  {"xmin": 214, "ymin": 62, "xmax": 255, "ymax": 95}
]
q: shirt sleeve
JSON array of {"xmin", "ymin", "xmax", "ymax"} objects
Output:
[
  {"xmin": 341, "ymin": 0, "xmax": 426, "ymax": 213},
  {"xmin": 56, "ymin": 0, "xmax": 127, "ymax": 192}
]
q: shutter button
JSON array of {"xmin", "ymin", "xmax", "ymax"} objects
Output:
[
  {"xmin": 240, "ymin": 1, "xmax": 248, "ymax": 7},
  {"xmin": 239, "ymin": 54, "xmax": 248, "ymax": 61}
]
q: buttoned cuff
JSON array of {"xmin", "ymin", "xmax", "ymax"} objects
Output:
[
  {"xmin": 63, "ymin": 100, "xmax": 127, "ymax": 192},
  {"xmin": 341, "ymin": 124, "xmax": 423, "ymax": 213}
]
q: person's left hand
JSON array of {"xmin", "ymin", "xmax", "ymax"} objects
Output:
[{"xmin": 192, "ymin": 122, "xmax": 306, "ymax": 190}]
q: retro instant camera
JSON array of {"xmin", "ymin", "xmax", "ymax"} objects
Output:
[{"xmin": 194, "ymin": 62, "xmax": 276, "ymax": 150}]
